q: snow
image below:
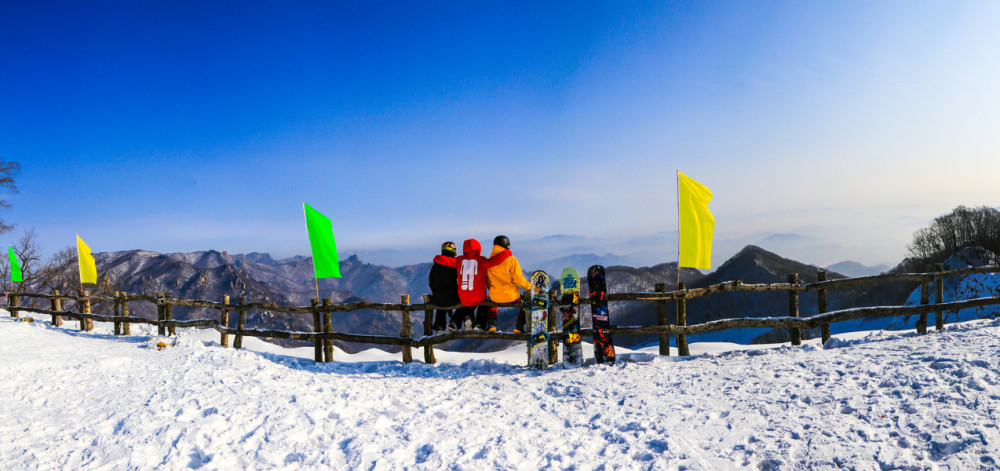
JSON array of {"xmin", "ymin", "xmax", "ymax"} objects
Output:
[{"xmin": 3, "ymin": 312, "xmax": 1000, "ymax": 469}]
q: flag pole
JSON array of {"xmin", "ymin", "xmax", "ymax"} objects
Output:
[
  {"xmin": 303, "ymin": 203, "xmax": 321, "ymax": 301},
  {"xmin": 77, "ymin": 234, "xmax": 84, "ymax": 293},
  {"xmin": 676, "ymin": 170, "xmax": 681, "ymax": 289}
]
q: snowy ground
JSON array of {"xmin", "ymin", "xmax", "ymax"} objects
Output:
[{"xmin": 2, "ymin": 312, "xmax": 1000, "ymax": 470}]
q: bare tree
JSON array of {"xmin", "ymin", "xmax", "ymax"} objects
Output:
[
  {"xmin": 32, "ymin": 246, "xmax": 79, "ymax": 296},
  {"xmin": 0, "ymin": 160, "xmax": 20, "ymax": 234},
  {"xmin": 2, "ymin": 228, "xmax": 124, "ymax": 312},
  {"xmin": 907, "ymin": 205, "xmax": 1000, "ymax": 266}
]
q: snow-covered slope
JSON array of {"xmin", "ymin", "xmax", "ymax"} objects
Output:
[
  {"xmin": 903, "ymin": 248, "xmax": 1000, "ymax": 321},
  {"xmin": 829, "ymin": 248, "xmax": 1000, "ymax": 335},
  {"xmin": 3, "ymin": 313, "xmax": 999, "ymax": 469}
]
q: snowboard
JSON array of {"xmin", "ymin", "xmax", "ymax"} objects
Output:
[
  {"xmin": 587, "ymin": 265, "xmax": 615, "ymax": 365},
  {"xmin": 527, "ymin": 270, "xmax": 550, "ymax": 370},
  {"xmin": 559, "ymin": 267, "xmax": 583, "ymax": 366}
]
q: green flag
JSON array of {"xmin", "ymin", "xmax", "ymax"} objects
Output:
[
  {"xmin": 303, "ymin": 203, "xmax": 341, "ymax": 278},
  {"xmin": 9, "ymin": 245, "xmax": 22, "ymax": 282}
]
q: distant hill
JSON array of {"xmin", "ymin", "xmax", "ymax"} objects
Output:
[
  {"xmin": 533, "ymin": 253, "xmax": 630, "ymax": 279},
  {"xmin": 825, "ymin": 260, "xmax": 890, "ymax": 278}
]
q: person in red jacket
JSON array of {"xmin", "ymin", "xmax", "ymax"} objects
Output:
[{"xmin": 436, "ymin": 239, "xmax": 511, "ymax": 329}]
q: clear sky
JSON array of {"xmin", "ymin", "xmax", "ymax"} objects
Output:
[{"xmin": 2, "ymin": 1, "xmax": 999, "ymax": 267}]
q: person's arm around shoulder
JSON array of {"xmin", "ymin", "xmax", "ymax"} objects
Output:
[{"xmin": 483, "ymin": 249, "xmax": 511, "ymax": 269}]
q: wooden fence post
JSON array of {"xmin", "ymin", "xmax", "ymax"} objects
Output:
[
  {"xmin": 80, "ymin": 291, "xmax": 93, "ymax": 331},
  {"xmin": 51, "ymin": 290, "xmax": 63, "ymax": 327},
  {"xmin": 788, "ymin": 273, "xmax": 801, "ymax": 346},
  {"xmin": 165, "ymin": 293, "xmax": 175, "ymax": 336},
  {"xmin": 422, "ymin": 295, "xmax": 436, "ymax": 364},
  {"xmin": 220, "ymin": 295, "xmax": 230, "ymax": 347},
  {"xmin": 548, "ymin": 291, "xmax": 559, "ymax": 365},
  {"xmin": 310, "ymin": 298, "xmax": 322, "ymax": 362},
  {"xmin": 234, "ymin": 296, "xmax": 247, "ymax": 349},
  {"xmin": 8, "ymin": 292, "xmax": 17, "ymax": 318},
  {"xmin": 677, "ymin": 282, "xmax": 689, "ymax": 356},
  {"xmin": 322, "ymin": 298, "xmax": 334, "ymax": 362},
  {"xmin": 156, "ymin": 293, "xmax": 165, "ymax": 335},
  {"xmin": 817, "ymin": 271, "xmax": 830, "ymax": 344},
  {"xmin": 113, "ymin": 291, "xmax": 122, "ymax": 335},
  {"xmin": 934, "ymin": 263, "xmax": 945, "ymax": 330},
  {"xmin": 78, "ymin": 291, "xmax": 86, "ymax": 330},
  {"xmin": 917, "ymin": 264, "xmax": 930, "ymax": 335},
  {"xmin": 654, "ymin": 283, "xmax": 670, "ymax": 356},
  {"xmin": 121, "ymin": 292, "xmax": 130, "ymax": 336},
  {"xmin": 400, "ymin": 295, "xmax": 412, "ymax": 364}
]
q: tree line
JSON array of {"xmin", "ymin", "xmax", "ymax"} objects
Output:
[{"xmin": 906, "ymin": 205, "xmax": 1000, "ymax": 267}]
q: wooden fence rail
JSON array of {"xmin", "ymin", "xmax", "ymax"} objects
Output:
[
  {"xmin": 6, "ymin": 265, "xmax": 1000, "ymax": 365},
  {"xmin": 11, "ymin": 263, "xmax": 1000, "ymax": 309}
]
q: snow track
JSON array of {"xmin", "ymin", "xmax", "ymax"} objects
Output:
[{"xmin": 2, "ymin": 315, "xmax": 1000, "ymax": 469}]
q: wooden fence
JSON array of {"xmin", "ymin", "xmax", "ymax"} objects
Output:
[{"xmin": 6, "ymin": 264, "xmax": 1000, "ymax": 365}]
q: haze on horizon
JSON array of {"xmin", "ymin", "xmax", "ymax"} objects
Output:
[{"xmin": 3, "ymin": 2, "xmax": 998, "ymax": 268}]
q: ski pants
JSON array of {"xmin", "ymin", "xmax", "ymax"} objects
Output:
[
  {"xmin": 449, "ymin": 307, "xmax": 474, "ymax": 328},
  {"xmin": 433, "ymin": 310, "xmax": 450, "ymax": 330},
  {"xmin": 474, "ymin": 305, "xmax": 498, "ymax": 329}
]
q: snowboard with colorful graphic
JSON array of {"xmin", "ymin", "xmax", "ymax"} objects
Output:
[
  {"xmin": 559, "ymin": 267, "xmax": 583, "ymax": 366},
  {"xmin": 587, "ymin": 265, "xmax": 615, "ymax": 365},
  {"xmin": 528, "ymin": 270, "xmax": 550, "ymax": 369}
]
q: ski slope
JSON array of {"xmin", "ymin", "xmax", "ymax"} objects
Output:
[{"xmin": 2, "ymin": 313, "xmax": 999, "ymax": 470}]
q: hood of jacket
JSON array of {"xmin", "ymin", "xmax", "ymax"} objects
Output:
[{"xmin": 462, "ymin": 239, "xmax": 482, "ymax": 258}]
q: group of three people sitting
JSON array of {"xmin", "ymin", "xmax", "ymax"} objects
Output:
[{"xmin": 428, "ymin": 235, "xmax": 533, "ymax": 333}]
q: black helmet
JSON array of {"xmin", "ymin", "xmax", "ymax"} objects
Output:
[{"xmin": 493, "ymin": 235, "xmax": 510, "ymax": 249}]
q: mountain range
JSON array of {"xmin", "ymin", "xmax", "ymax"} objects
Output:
[
  {"xmin": 30, "ymin": 244, "xmax": 996, "ymax": 354},
  {"xmin": 342, "ymin": 230, "xmax": 894, "ymax": 276}
]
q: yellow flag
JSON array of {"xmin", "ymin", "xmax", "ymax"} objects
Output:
[
  {"xmin": 77, "ymin": 235, "xmax": 98, "ymax": 285},
  {"xmin": 678, "ymin": 171, "xmax": 715, "ymax": 269}
]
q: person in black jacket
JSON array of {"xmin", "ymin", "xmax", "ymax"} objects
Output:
[{"xmin": 429, "ymin": 241, "xmax": 467, "ymax": 332}]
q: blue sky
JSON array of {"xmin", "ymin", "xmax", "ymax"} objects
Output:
[{"xmin": 3, "ymin": 1, "xmax": 999, "ymax": 267}]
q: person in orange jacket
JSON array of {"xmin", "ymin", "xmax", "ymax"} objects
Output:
[{"xmin": 477, "ymin": 235, "xmax": 532, "ymax": 332}]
